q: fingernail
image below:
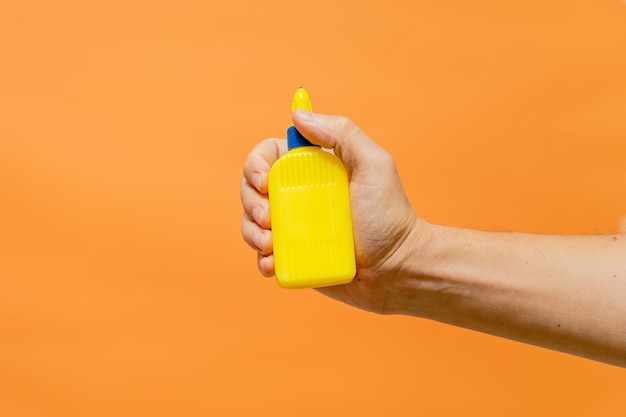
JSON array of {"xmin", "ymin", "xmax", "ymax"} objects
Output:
[
  {"xmin": 253, "ymin": 232, "xmax": 266, "ymax": 250},
  {"xmin": 251, "ymin": 173, "xmax": 262, "ymax": 191},
  {"xmin": 252, "ymin": 206, "xmax": 265, "ymax": 225},
  {"xmin": 294, "ymin": 108, "xmax": 313, "ymax": 123}
]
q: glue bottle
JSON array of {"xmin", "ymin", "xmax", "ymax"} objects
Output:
[{"xmin": 268, "ymin": 87, "xmax": 356, "ymax": 288}]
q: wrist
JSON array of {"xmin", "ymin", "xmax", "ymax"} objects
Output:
[
  {"xmin": 386, "ymin": 223, "xmax": 484, "ymax": 319},
  {"xmin": 378, "ymin": 220, "xmax": 448, "ymax": 316}
]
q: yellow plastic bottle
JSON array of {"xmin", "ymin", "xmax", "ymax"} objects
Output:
[{"xmin": 268, "ymin": 87, "xmax": 356, "ymax": 288}]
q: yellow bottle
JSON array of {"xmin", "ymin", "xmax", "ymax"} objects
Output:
[{"xmin": 268, "ymin": 87, "xmax": 356, "ymax": 288}]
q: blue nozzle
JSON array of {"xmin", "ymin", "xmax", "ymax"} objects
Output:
[{"xmin": 287, "ymin": 125, "xmax": 317, "ymax": 150}]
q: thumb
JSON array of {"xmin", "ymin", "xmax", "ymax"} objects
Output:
[{"xmin": 292, "ymin": 109, "xmax": 388, "ymax": 175}]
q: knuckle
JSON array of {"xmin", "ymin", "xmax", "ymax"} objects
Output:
[
  {"xmin": 379, "ymin": 148, "xmax": 396, "ymax": 167},
  {"xmin": 336, "ymin": 115, "xmax": 356, "ymax": 133}
]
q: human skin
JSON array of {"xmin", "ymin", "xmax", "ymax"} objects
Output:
[{"xmin": 240, "ymin": 109, "xmax": 626, "ymax": 368}]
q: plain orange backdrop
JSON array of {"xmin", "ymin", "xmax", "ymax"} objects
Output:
[{"xmin": 1, "ymin": 0, "xmax": 626, "ymax": 416}]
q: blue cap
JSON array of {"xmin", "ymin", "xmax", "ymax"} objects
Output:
[{"xmin": 287, "ymin": 125, "xmax": 318, "ymax": 150}]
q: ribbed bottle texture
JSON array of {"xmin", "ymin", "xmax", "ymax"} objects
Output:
[{"xmin": 268, "ymin": 147, "xmax": 356, "ymax": 288}]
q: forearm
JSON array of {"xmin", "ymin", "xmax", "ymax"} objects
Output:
[{"xmin": 399, "ymin": 225, "xmax": 626, "ymax": 367}]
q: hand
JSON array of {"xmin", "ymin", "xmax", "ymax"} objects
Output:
[
  {"xmin": 241, "ymin": 111, "xmax": 626, "ymax": 367},
  {"xmin": 241, "ymin": 110, "xmax": 430, "ymax": 314}
]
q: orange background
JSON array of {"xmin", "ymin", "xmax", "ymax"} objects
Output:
[{"xmin": 1, "ymin": 1, "xmax": 626, "ymax": 415}]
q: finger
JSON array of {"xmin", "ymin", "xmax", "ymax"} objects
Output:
[
  {"xmin": 241, "ymin": 213, "xmax": 273, "ymax": 255},
  {"xmin": 292, "ymin": 110, "xmax": 388, "ymax": 174},
  {"xmin": 240, "ymin": 176, "xmax": 271, "ymax": 229},
  {"xmin": 258, "ymin": 253, "xmax": 275, "ymax": 277},
  {"xmin": 243, "ymin": 138, "xmax": 288, "ymax": 194}
]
